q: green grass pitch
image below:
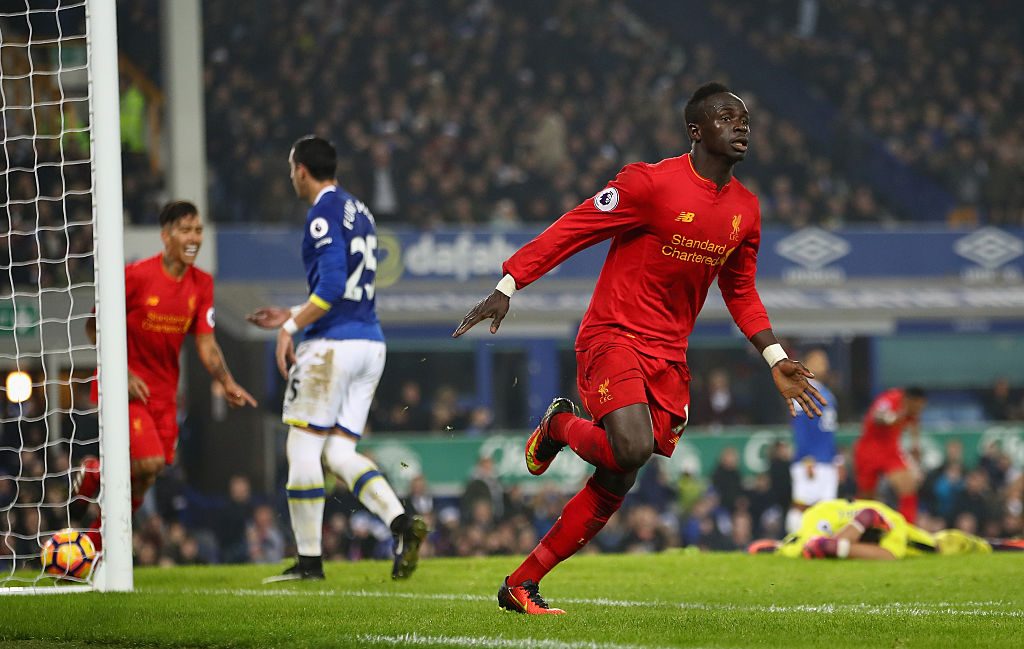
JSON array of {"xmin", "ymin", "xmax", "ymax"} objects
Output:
[{"xmin": 2, "ymin": 552, "xmax": 1022, "ymax": 648}]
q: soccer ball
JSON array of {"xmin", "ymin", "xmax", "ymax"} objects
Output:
[{"xmin": 41, "ymin": 529, "xmax": 96, "ymax": 580}]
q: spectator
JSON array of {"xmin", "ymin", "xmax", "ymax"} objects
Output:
[
  {"xmin": 461, "ymin": 455, "xmax": 505, "ymax": 523},
  {"xmin": 981, "ymin": 378, "xmax": 1022, "ymax": 422},
  {"xmin": 386, "ymin": 380, "xmax": 432, "ymax": 432},
  {"xmin": 922, "ymin": 440, "xmax": 966, "ymax": 525},
  {"xmin": 247, "ymin": 504, "xmax": 286, "ymax": 564},
  {"xmin": 711, "ymin": 447, "xmax": 744, "ymax": 513},
  {"xmin": 952, "ymin": 470, "xmax": 998, "ymax": 534},
  {"xmin": 216, "ymin": 475, "xmax": 255, "ymax": 564},
  {"xmin": 404, "ymin": 475, "xmax": 435, "ymax": 519},
  {"xmin": 622, "ymin": 505, "xmax": 671, "ymax": 554}
]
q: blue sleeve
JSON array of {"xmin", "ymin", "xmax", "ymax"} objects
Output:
[{"xmin": 308, "ymin": 209, "xmax": 348, "ymax": 307}]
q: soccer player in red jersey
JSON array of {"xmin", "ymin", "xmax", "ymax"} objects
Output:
[
  {"xmin": 453, "ymin": 82, "xmax": 826, "ymax": 614},
  {"xmin": 74, "ymin": 201, "xmax": 256, "ymax": 547},
  {"xmin": 853, "ymin": 387, "xmax": 927, "ymax": 524}
]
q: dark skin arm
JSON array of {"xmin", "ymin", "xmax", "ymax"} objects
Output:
[{"xmin": 749, "ymin": 329, "xmax": 826, "ymax": 418}]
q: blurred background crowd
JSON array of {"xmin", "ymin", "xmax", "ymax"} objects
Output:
[
  {"xmin": 107, "ymin": 0, "xmax": 1023, "ymax": 228},
  {"xmin": 2, "ymin": 379, "xmax": 1023, "ymax": 569}
]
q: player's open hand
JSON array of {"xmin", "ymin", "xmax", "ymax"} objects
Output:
[
  {"xmin": 275, "ymin": 328, "xmax": 297, "ymax": 378},
  {"xmin": 221, "ymin": 379, "xmax": 257, "ymax": 408},
  {"xmin": 772, "ymin": 358, "xmax": 827, "ymax": 418},
  {"xmin": 247, "ymin": 306, "xmax": 290, "ymax": 330},
  {"xmin": 127, "ymin": 371, "xmax": 150, "ymax": 403},
  {"xmin": 452, "ymin": 290, "xmax": 510, "ymax": 337}
]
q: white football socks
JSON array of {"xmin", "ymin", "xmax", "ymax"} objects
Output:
[
  {"xmin": 286, "ymin": 427, "xmax": 327, "ymax": 557},
  {"xmin": 323, "ymin": 435, "xmax": 405, "ymax": 527}
]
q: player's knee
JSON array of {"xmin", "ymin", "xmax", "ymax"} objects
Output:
[
  {"xmin": 287, "ymin": 455, "xmax": 323, "ymax": 485},
  {"xmin": 610, "ymin": 432, "xmax": 654, "ymax": 472}
]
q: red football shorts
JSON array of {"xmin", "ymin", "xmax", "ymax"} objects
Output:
[
  {"xmin": 853, "ymin": 438, "xmax": 908, "ymax": 495},
  {"xmin": 129, "ymin": 400, "xmax": 178, "ymax": 465},
  {"xmin": 576, "ymin": 343, "xmax": 690, "ymax": 457}
]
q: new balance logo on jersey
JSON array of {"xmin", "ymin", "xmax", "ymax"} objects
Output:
[{"xmin": 676, "ymin": 211, "xmax": 695, "ymax": 222}]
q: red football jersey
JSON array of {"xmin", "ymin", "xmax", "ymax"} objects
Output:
[
  {"xmin": 503, "ymin": 154, "xmax": 771, "ymax": 362},
  {"xmin": 860, "ymin": 388, "xmax": 914, "ymax": 445},
  {"xmin": 123, "ymin": 254, "xmax": 215, "ymax": 404}
]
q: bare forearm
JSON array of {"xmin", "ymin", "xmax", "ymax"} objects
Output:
[
  {"xmin": 749, "ymin": 328, "xmax": 779, "ymax": 354},
  {"xmin": 198, "ymin": 338, "xmax": 234, "ymax": 384}
]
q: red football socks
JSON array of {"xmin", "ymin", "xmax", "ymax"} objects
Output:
[
  {"xmin": 898, "ymin": 493, "xmax": 918, "ymax": 524},
  {"xmin": 509, "ymin": 477, "xmax": 625, "ymax": 585},
  {"xmin": 549, "ymin": 414, "xmax": 623, "ymax": 472}
]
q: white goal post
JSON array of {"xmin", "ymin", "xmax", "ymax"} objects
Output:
[{"xmin": 0, "ymin": 0, "xmax": 132, "ymax": 593}]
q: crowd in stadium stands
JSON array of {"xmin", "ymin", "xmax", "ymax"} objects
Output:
[
  {"xmin": 0, "ymin": 119, "xmax": 95, "ymax": 296},
  {"xmin": 713, "ymin": 0, "xmax": 1024, "ymax": 225},
  {"xmin": 0, "ymin": 8, "xmax": 97, "ymax": 296},
  {"xmin": 109, "ymin": 1, "xmax": 1024, "ymax": 229},
  {"xmin": 109, "ymin": 0, "xmax": 899, "ymax": 228}
]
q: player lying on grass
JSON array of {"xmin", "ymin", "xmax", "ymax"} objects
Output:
[{"xmin": 748, "ymin": 498, "xmax": 1024, "ymax": 559}]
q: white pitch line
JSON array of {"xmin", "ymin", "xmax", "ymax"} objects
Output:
[
  {"xmin": 357, "ymin": 632, "xmax": 683, "ymax": 649},
  {"xmin": 153, "ymin": 587, "xmax": 1024, "ymax": 618}
]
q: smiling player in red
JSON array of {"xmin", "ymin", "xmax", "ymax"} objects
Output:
[
  {"xmin": 454, "ymin": 82, "xmax": 826, "ymax": 614},
  {"xmin": 74, "ymin": 201, "xmax": 256, "ymax": 547}
]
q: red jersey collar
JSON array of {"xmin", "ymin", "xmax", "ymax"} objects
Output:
[{"xmin": 685, "ymin": 153, "xmax": 732, "ymax": 194}]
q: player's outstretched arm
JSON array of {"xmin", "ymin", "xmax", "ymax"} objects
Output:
[
  {"xmin": 452, "ymin": 290, "xmax": 510, "ymax": 337},
  {"xmin": 195, "ymin": 333, "xmax": 257, "ymax": 407}
]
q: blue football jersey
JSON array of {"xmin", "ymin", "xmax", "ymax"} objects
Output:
[
  {"xmin": 300, "ymin": 186, "xmax": 384, "ymax": 342},
  {"xmin": 791, "ymin": 379, "xmax": 837, "ymax": 463}
]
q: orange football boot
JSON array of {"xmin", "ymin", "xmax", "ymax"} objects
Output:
[
  {"xmin": 524, "ymin": 397, "xmax": 577, "ymax": 476},
  {"xmin": 498, "ymin": 577, "xmax": 565, "ymax": 615}
]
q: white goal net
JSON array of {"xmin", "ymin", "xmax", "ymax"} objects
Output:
[{"xmin": 1, "ymin": 0, "xmax": 131, "ymax": 593}]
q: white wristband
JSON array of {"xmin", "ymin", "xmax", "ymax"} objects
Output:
[
  {"xmin": 495, "ymin": 274, "xmax": 517, "ymax": 298},
  {"xmin": 282, "ymin": 318, "xmax": 299, "ymax": 335},
  {"xmin": 836, "ymin": 538, "xmax": 851, "ymax": 559},
  {"xmin": 762, "ymin": 343, "xmax": 788, "ymax": 368}
]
